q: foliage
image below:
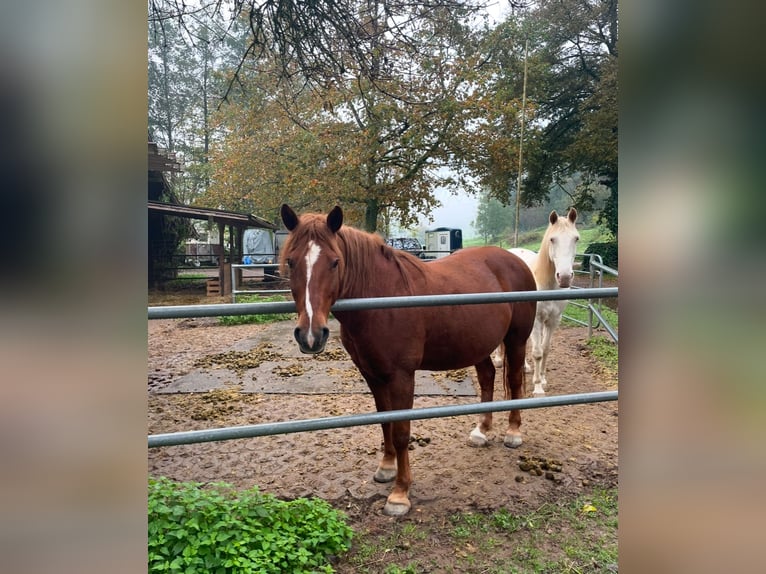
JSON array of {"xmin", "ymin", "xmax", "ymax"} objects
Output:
[
  {"xmin": 149, "ymin": 1, "xmax": 486, "ymax": 97},
  {"xmin": 469, "ymin": 1, "xmax": 618, "ymax": 236},
  {"xmin": 219, "ymin": 295, "xmax": 295, "ymax": 326},
  {"xmin": 582, "ymin": 240, "xmax": 618, "ymax": 271},
  {"xmin": 473, "ymin": 191, "xmax": 514, "ymax": 244},
  {"xmin": 148, "ymin": 8, "xmax": 249, "ymax": 204},
  {"xmin": 148, "ymin": 0, "xmax": 618, "ymax": 235},
  {"xmin": 200, "ymin": 6, "xmax": 486, "ymax": 232},
  {"xmin": 148, "ymin": 476, "xmax": 353, "ymax": 573}
]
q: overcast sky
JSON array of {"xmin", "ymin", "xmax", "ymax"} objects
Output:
[{"xmin": 416, "ymin": 188, "xmax": 479, "ymax": 237}]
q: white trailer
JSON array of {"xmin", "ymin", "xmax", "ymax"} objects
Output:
[{"xmin": 424, "ymin": 227, "xmax": 463, "ymax": 259}]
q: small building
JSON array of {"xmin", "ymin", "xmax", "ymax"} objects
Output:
[{"xmin": 424, "ymin": 227, "xmax": 463, "ymax": 259}]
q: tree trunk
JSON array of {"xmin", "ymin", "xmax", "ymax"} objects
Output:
[{"xmin": 364, "ymin": 199, "xmax": 379, "ymax": 233}]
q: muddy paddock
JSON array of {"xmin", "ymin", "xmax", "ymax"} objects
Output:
[{"xmin": 148, "ymin": 311, "xmax": 618, "ymax": 523}]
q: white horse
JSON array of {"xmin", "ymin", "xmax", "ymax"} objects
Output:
[{"xmin": 493, "ymin": 208, "xmax": 580, "ymax": 396}]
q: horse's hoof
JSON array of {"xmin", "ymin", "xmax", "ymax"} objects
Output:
[
  {"xmin": 532, "ymin": 385, "xmax": 546, "ymax": 397},
  {"xmin": 469, "ymin": 428, "xmax": 488, "ymax": 447},
  {"xmin": 503, "ymin": 434, "xmax": 523, "ymax": 448},
  {"xmin": 383, "ymin": 500, "xmax": 411, "ymax": 517},
  {"xmin": 373, "ymin": 467, "xmax": 397, "ymax": 483}
]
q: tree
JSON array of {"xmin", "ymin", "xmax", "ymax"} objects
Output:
[
  {"xmin": 519, "ymin": 0, "xmax": 618, "ymax": 234},
  {"xmin": 148, "ymin": 0, "xmax": 488, "ymax": 99},
  {"xmin": 458, "ymin": 1, "xmax": 617, "ymax": 234},
  {"xmin": 199, "ymin": 2, "xmax": 486, "ymax": 232},
  {"xmin": 148, "ymin": 9, "xmax": 250, "ymax": 204},
  {"xmin": 473, "ymin": 191, "xmax": 513, "ymax": 244}
]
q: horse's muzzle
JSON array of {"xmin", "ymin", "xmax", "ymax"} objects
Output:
[
  {"xmin": 294, "ymin": 326, "xmax": 330, "ymax": 354},
  {"xmin": 556, "ymin": 272, "xmax": 573, "ymax": 288}
]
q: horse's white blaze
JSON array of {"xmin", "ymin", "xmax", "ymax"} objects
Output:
[{"xmin": 304, "ymin": 240, "xmax": 321, "ymax": 347}]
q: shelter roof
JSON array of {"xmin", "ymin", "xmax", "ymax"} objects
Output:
[{"xmin": 148, "ymin": 201, "xmax": 277, "ymax": 230}]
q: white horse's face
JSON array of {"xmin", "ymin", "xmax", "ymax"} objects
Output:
[{"xmin": 546, "ymin": 209, "xmax": 579, "ymax": 288}]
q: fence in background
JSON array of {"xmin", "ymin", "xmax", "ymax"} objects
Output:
[{"xmin": 564, "ymin": 254, "xmax": 619, "ymax": 342}]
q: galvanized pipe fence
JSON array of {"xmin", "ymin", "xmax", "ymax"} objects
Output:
[
  {"xmin": 148, "ymin": 286, "xmax": 618, "ymax": 448},
  {"xmin": 563, "ymin": 254, "xmax": 619, "ymax": 342},
  {"xmin": 149, "ymin": 391, "xmax": 617, "ymax": 448},
  {"xmin": 149, "ymin": 287, "xmax": 617, "ymax": 319}
]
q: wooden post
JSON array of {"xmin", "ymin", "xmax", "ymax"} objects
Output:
[{"xmin": 514, "ymin": 38, "xmax": 528, "ymax": 248}]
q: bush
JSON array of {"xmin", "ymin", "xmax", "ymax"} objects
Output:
[
  {"xmin": 148, "ymin": 477, "xmax": 353, "ymax": 573},
  {"xmin": 582, "ymin": 241, "xmax": 618, "ymax": 271}
]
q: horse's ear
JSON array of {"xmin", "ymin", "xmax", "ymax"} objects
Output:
[
  {"xmin": 567, "ymin": 207, "xmax": 577, "ymax": 223},
  {"xmin": 327, "ymin": 206, "xmax": 343, "ymax": 233},
  {"xmin": 281, "ymin": 204, "xmax": 299, "ymax": 231},
  {"xmin": 549, "ymin": 210, "xmax": 559, "ymax": 225}
]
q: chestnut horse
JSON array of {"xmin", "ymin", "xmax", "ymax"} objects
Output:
[
  {"xmin": 492, "ymin": 208, "xmax": 579, "ymax": 396},
  {"xmin": 279, "ymin": 204, "xmax": 536, "ymax": 516}
]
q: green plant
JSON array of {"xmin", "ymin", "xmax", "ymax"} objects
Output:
[
  {"xmin": 220, "ymin": 295, "xmax": 295, "ymax": 326},
  {"xmin": 148, "ymin": 477, "xmax": 353, "ymax": 573},
  {"xmin": 585, "ymin": 336, "xmax": 618, "ymax": 374},
  {"xmin": 582, "ymin": 240, "xmax": 618, "ymax": 271}
]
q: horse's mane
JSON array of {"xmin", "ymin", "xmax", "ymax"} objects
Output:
[
  {"xmin": 336, "ymin": 226, "xmax": 424, "ymax": 298},
  {"xmin": 280, "ymin": 213, "xmax": 425, "ymax": 298},
  {"xmin": 534, "ymin": 223, "xmax": 557, "ymax": 285}
]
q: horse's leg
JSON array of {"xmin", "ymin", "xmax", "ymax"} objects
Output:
[
  {"xmin": 503, "ymin": 338, "xmax": 527, "ymax": 448},
  {"xmin": 369, "ymin": 387, "xmax": 397, "ymax": 484},
  {"xmin": 367, "ymin": 372, "xmax": 416, "ymax": 517},
  {"xmin": 524, "ymin": 338, "xmax": 532, "ymax": 373},
  {"xmin": 539, "ymin": 310, "xmax": 563, "ymax": 392},
  {"xmin": 469, "ymin": 357, "xmax": 497, "ymax": 447},
  {"xmin": 530, "ymin": 316, "xmax": 546, "ymax": 397},
  {"xmin": 538, "ymin": 321, "xmax": 553, "ymax": 391},
  {"xmin": 491, "ymin": 344, "xmax": 503, "ymax": 368},
  {"xmin": 384, "ymin": 375, "xmax": 416, "ymax": 516}
]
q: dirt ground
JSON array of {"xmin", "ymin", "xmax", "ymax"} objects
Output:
[{"xmin": 148, "ymin": 297, "xmax": 618, "ymax": 539}]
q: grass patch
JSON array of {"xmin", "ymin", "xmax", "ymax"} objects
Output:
[
  {"xmin": 219, "ymin": 294, "xmax": 295, "ymax": 326},
  {"xmin": 561, "ymin": 302, "xmax": 618, "ymax": 331},
  {"xmin": 561, "ymin": 303, "xmax": 618, "ymax": 381},
  {"xmin": 163, "ymin": 276, "xmax": 209, "ymax": 290},
  {"xmin": 586, "ymin": 336, "xmax": 618, "ymax": 376},
  {"xmin": 343, "ymin": 489, "xmax": 617, "ymax": 574},
  {"xmin": 148, "ymin": 476, "xmax": 353, "ymax": 573}
]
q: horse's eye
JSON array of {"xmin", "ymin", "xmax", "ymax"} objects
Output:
[
  {"xmin": 286, "ymin": 258, "xmax": 294, "ymax": 268},
  {"xmin": 331, "ymin": 258, "xmax": 340, "ymax": 269},
  {"xmin": 575, "ymin": 236, "xmax": 579, "ymax": 242}
]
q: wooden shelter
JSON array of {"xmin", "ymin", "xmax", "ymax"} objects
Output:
[{"xmin": 147, "ymin": 142, "xmax": 276, "ymax": 294}]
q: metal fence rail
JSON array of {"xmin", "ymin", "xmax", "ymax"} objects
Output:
[
  {"xmin": 562, "ymin": 254, "xmax": 619, "ymax": 342},
  {"xmin": 149, "ymin": 391, "xmax": 617, "ymax": 448},
  {"xmin": 149, "ymin": 287, "xmax": 617, "ymax": 320}
]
